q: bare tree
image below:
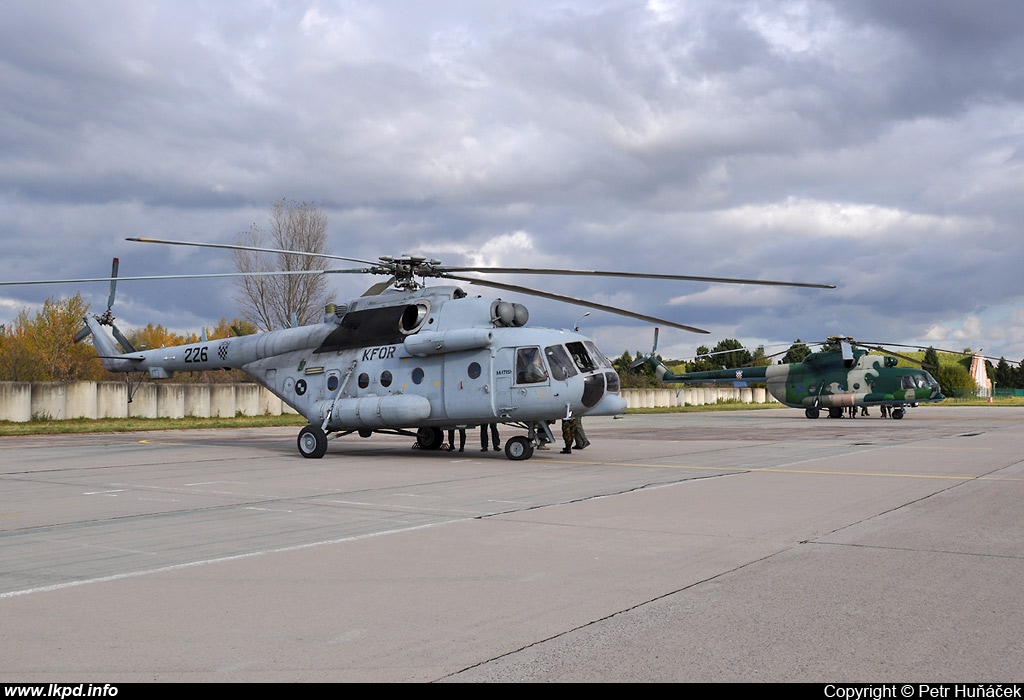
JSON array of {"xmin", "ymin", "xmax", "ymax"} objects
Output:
[{"xmin": 233, "ymin": 200, "xmax": 331, "ymax": 331}]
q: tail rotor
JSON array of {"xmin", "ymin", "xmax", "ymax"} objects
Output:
[
  {"xmin": 630, "ymin": 327, "xmax": 659, "ymax": 369},
  {"xmin": 74, "ymin": 258, "xmax": 136, "ymax": 353}
]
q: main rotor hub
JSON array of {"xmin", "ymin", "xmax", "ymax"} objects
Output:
[{"xmin": 377, "ymin": 254, "xmax": 444, "ymax": 290}]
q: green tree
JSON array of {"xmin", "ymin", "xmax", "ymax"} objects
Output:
[
  {"xmin": 993, "ymin": 357, "xmax": 1014, "ymax": 391},
  {"xmin": 690, "ymin": 345, "xmax": 715, "ymax": 372},
  {"xmin": 937, "ymin": 363, "xmax": 976, "ymax": 398},
  {"xmin": 613, "ymin": 350, "xmax": 661, "ymax": 388},
  {"xmin": 708, "ymin": 339, "xmax": 752, "ymax": 369},
  {"xmin": 750, "ymin": 345, "xmax": 769, "ymax": 366},
  {"xmin": 783, "ymin": 339, "xmax": 811, "ymax": 364},
  {"xmin": 922, "ymin": 347, "xmax": 941, "ymax": 373}
]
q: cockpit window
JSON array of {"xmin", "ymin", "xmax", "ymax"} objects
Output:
[
  {"xmin": 544, "ymin": 345, "xmax": 578, "ymax": 380},
  {"xmin": 515, "ymin": 346, "xmax": 548, "ymax": 384},
  {"xmin": 584, "ymin": 341, "xmax": 613, "ymax": 369},
  {"xmin": 903, "ymin": 374, "xmax": 934, "ymax": 390},
  {"xmin": 565, "ymin": 341, "xmax": 598, "ymax": 373}
]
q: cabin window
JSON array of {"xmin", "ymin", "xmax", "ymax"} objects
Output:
[
  {"xmin": 327, "ymin": 374, "xmax": 340, "ymax": 392},
  {"xmin": 412, "ymin": 367, "xmax": 425, "ymax": 385},
  {"xmin": 380, "ymin": 371, "xmax": 393, "ymax": 388},
  {"xmin": 515, "ymin": 347, "xmax": 548, "ymax": 384},
  {"xmin": 467, "ymin": 362, "xmax": 482, "ymax": 380},
  {"xmin": 358, "ymin": 373, "xmax": 370, "ymax": 389},
  {"xmin": 544, "ymin": 345, "xmax": 578, "ymax": 380}
]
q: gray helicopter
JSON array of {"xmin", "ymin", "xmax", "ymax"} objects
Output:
[{"xmin": 4, "ymin": 237, "xmax": 834, "ymax": 459}]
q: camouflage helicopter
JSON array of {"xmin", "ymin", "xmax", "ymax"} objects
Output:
[
  {"xmin": 635, "ymin": 331, "xmax": 948, "ymax": 419},
  {"xmin": 3, "ymin": 237, "xmax": 834, "ymax": 457}
]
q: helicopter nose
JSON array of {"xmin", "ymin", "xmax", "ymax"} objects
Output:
[{"xmin": 586, "ymin": 392, "xmax": 628, "ymax": 416}]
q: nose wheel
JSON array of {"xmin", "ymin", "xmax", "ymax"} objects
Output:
[{"xmin": 504, "ymin": 436, "xmax": 534, "ymax": 461}]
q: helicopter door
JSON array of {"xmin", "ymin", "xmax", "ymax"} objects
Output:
[
  {"xmin": 443, "ymin": 349, "xmax": 492, "ymax": 420},
  {"xmin": 494, "ymin": 347, "xmax": 515, "ymax": 415},
  {"xmin": 495, "ymin": 346, "xmax": 551, "ymax": 415}
]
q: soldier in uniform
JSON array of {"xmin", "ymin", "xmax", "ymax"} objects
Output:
[{"xmin": 560, "ymin": 417, "xmax": 578, "ymax": 454}]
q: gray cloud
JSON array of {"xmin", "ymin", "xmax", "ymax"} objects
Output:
[{"xmin": 2, "ymin": 0, "xmax": 1022, "ymax": 362}]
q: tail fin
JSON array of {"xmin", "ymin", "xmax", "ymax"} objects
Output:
[
  {"xmin": 73, "ymin": 258, "xmax": 142, "ymax": 372},
  {"xmin": 79, "ymin": 315, "xmax": 142, "ymax": 372},
  {"xmin": 629, "ymin": 327, "xmax": 678, "ymax": 381}
]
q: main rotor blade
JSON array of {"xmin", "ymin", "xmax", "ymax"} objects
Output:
[
  {"xmin": 127, "ymin": 237, "xmax": 379, "ymax": 266},
  {"xmin": 855, "ymin": 341, "xmax": 1017, "ymax": 364},
  {"xmin": 361, "ymin": 276, "xmax": 396, "ymax": 296},
  {"xmin": 441, "ymin": 272, "xmax": 710, "ymax": 334},
  {"xmin": 111, "ymin": 324, "xmax": 137, "ymax": 354},
  {"xmin": 107, "ymin": 258, "xmax": 119, "ymax": 310},
  {"xmin": 73, "ymin": 326, "xmax": 92, "ymax": 343},
  {"xmin": 0, "ymin": 270, "xmax": 331, "ymax": 286},
  {"xmin": 439, "ymin": 266, "xmax": 836, "ymax": 289},
  {"xmin": 854, "ymin": 343, "xmax": 933, "ymax": 368}
]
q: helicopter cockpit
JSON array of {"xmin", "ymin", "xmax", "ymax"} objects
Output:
[{"xmin": 902, "ymin": 372, "xmax": 940, "ymax": 391}]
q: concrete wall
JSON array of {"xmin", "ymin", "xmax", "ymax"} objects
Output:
[
  {"xmin": 0, "ymin": 382, "xmax": 772, "ymax": 423},
  {"xmin": 0, "ymin": 382, "xmax": 31, "ymax": 422},
  {"xmin": 0, "ymin": 382, "xmax": 292, "ymax": 423},
  {"xmin": 618, "ymin": 386, "xmax": 773, "ymax": 409}
]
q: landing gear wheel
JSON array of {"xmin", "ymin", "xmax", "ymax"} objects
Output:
[
  {"xmin": 298, "ymin": 425, "xmax": 328, "ymax": 459},
  {"xmin": 505, "ymin": 436, "xmax": 534, "ymax": 461},
  {"xmin": 805, "ymin": 407, "xmax": 820, "ymax": 419},
  {"xmin": 828, "ymin": 407, "xmax": 844, "ymax": 418},
  {"xmin": 416, "ymin": 427, "xmax": 444, "ymax": 450},
  {"xmin": 891, "ymin": 408, "xmax": 905, "ymax": 420}
]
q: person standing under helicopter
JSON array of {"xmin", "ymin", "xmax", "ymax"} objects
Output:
[
  {"xmin": 481, "ymin": 423, "xmax": 500, "ymax": 452},
  {"xmin": 447, "ymin": 427, "xmax": 466, "ymax": 452},
  {"xmin": 573, "ymin": 417, "xmax": 591, "ymax": 450},
  {"xmin": 560, "ymin": 417, "xmax": 579, "ymax": 454}
]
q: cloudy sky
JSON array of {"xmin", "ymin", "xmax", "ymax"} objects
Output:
[{"xmin": 2, "ymin": 0, "xmax": 1023, "ymax": 363}]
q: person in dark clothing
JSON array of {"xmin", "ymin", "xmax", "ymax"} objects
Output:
[
  {"xmin": 481, "ymin": 423, "xmax": 500, "ymax": 452},
  {"xmin": 447, "ymin": 428, "xmax": 466, "ymax": 452}
]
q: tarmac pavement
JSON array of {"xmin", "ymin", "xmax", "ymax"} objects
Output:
[{"xmin": 1, "ymin": 406, "xmax": 1022, "ymax": 682}]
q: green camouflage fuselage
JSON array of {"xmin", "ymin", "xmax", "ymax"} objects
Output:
[{"xmin": 649, "ymin": 348, "xmax": 944, "ymax": 409}]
